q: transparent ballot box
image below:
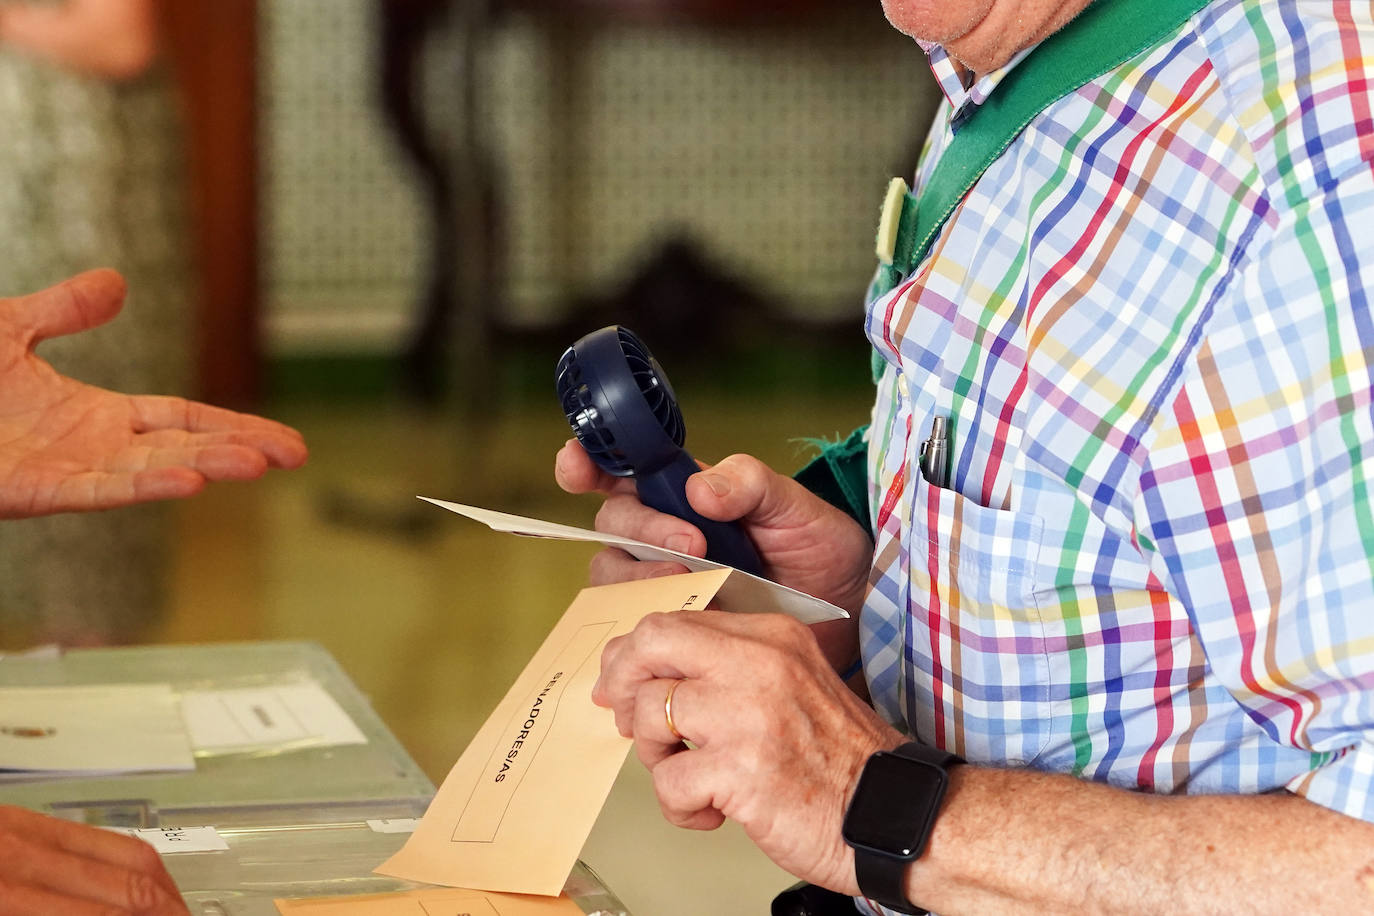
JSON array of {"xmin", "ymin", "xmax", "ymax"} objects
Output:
[
  {"xmin": 0, "ymin": 641, "xmax": 434, "ymax": 814},
  {"xmin": 91, "ymin": 801, "xmax": 628, "ymax": 916},
  {"xmin": 48, "ymin": 796, "xmax": 629, "ymax": 911}
]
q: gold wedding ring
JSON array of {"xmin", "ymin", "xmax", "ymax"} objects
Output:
[{"xmin": 664, "ymin": 678, "xmax": 686, "ymax": 742}]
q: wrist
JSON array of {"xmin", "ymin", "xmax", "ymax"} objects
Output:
[
  {"xmin": 817, "ymin": 728, "xmax": 904, "ymax": 897},
  {"xmin": 843, "ymin": 742, "xmax": 965, "ymax": 915}
]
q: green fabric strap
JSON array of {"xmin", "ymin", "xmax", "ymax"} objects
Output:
[
  {"xmin": 800, "ymin": 0, "xmax": 1213, "ymax": 532},
  {"xmin": 875, "ymin": 0, "xmax": 1214, "ymax": 298}
]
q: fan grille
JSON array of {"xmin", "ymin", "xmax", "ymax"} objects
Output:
[
  {"xmin": 555, "ymin": 327, "xmax": 687, "ymax": 477},
  {"xmin": 617, "ymin": 328, "xmax": 686, "ymax": 447},
  {"xmin": 556, "ymin": 349, "xmax": 633, "ymax": 476}
]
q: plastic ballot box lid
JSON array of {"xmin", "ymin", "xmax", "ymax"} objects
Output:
[{"xmin": 0, "ymin": 641, "xmax": 434, "ymax": 815}]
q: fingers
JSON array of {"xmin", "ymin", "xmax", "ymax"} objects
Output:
[
  {"xmin": 0, "ymin": 807, "xmax": 178, "ymax": 895},
  {"xmin": 0, "ymin": 806, "xmax": 187, "ymax": 915},
  {"xmin": 29, "ymin": 467, "xmax": 205, "ymax": 516},
  {"xmin": 0, "ymin": 880, "xmax": 184, "ymax": 916},
  {"xmin": 650, "ymin": 747, "xmax": 728, "ymax": 831},
  {"xmin": 555, "ymin": 439, "xmax": 634, "ymax": 497},
  {"xmin": 104, "ymin": 441, "xmax": 266, "ymax": 479},
  {"xmin": 593, "ymin": 613, "xmax": 899, "ymax": 890},
  {"xmin": 5, "ymin": 440, "xmax": 290, "ymax": 518},
  {"xmin": 558, "ymin": 439, "xmax": 709, "ymax": 590},
  {"xmin": 594, "ymin": 628, "xmax": 686, "ymax": 713},
  {"xmin": 630, "ymin": 677, "xmax": 691, "ymax": 766},
  {"xmin": 128, "ymin": 397, "xmax": 307, "ymax": 470},
  {"xmin": 2, "ymin": 269, "xmax": 126, "ymax": 346},
  {"xmin": 34, "ymin": 435, "xmax": 286, "ymax": 515},
  {"xmin": 618, "ymin": 678, "xmax": 728, "ymax": 831},
  {"xmin": 0, "ymin": 2, "xmax": 158, "ymax": 82},
  {"xmin": 107, "ymin": 428, "xmax": 292, "ymax": 480},
  {"xmin": 594, "ymin": 611, "xmax": 806, "ymax": 724},
  {"xmin": 686, "ymin": 453, "xmax": 816, "ymax": 528},
  {"xmin": 589, "ymin": 547, "xmax": 688, "ymax": 587},
  {"xmin": 595, "ymin": 493, "xmax": 706, "ymax": 558},
  {"xmin": 53, "ymin": 448, "xmax": 285, "ymax": 513}
]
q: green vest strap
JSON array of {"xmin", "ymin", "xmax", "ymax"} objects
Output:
[{"xmin": 799, "ymin": 0, "xmax": 1213, "ymax": 532}]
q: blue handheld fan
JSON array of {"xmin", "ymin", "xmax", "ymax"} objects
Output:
[{"xmin": 556, "ymin": 325, "xmax": 764, "ymax": 577}]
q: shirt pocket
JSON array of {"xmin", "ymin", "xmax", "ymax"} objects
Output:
[{"xmin": 905, "ymin": 472, "xmax": 1050, "ymax": 766}]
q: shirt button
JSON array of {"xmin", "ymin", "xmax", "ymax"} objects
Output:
[{"xmin": 897, "ymin": 375, "xmax": 910, "ymax": 398}]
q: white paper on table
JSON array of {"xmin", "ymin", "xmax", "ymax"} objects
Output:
[
  {"xmin": 419, "ymin": 497, "xmax": 847, "ymax": 625},
  {"xmin": 179, "ymin": 681, "xmax": 368, "ymax": 753},
  {"xmin": 0, "ymin": 684, "xmax": 193, "ymax": 779}
]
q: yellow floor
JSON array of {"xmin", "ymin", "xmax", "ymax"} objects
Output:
[{"xmin": 153, "ymin": 383, "xmax": 872, "ymax": 916}]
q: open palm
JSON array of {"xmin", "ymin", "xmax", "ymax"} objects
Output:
[{"xmin": 0, "ymin": 270, "xmax": 307, "ymax": 519}]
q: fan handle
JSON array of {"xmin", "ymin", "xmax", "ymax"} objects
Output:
[{"xmin": 635, "ymin": 450, "xmax": 765, "ymax": 577}]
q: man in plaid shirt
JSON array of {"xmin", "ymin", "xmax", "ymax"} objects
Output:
[{"xmin": 560, "ymin": 1, "xmax": 1374, "ymax": 911}]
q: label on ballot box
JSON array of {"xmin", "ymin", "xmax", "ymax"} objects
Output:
[{"xmin": 113, "ymin": 825, "xmax": 229, "ymax": 854}]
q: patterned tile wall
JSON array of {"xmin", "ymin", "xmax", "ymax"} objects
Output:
[{"xmin": 260, "ymin": 2, "xmax": 936, "ymax": 351}]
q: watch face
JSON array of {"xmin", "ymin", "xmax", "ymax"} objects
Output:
[{"xmin": 843, "ymin": 752, "xmax": 947, "ymax": 858}]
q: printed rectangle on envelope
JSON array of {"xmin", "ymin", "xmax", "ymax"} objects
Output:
[
  {"xmin": 451, "ymin": 621, "xmax": 612, "ymax": 844},
  {"xmin": 375, "ymin": 569, "xmax": 734, "ymax": 896}
]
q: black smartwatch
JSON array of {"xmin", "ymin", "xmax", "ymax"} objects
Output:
[{"xmin": 842, "ymin": 742, "xmax": 964, "ymax": 915}]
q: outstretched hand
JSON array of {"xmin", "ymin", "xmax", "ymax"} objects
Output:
[{"xmin": 0, "ymin": 270, "xmax": 308, "ymax": 519}]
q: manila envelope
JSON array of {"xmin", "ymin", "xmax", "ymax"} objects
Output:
[
  {"xmin": 375, "ymin": 569, "xmax": 734, "ymax": 896},
  {"xmin": 276, "ymin": 888, "xmax": 581, "ymax": 915}
]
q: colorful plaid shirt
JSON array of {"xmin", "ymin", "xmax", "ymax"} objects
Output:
[{"xmin": 860, "ymin": 0, "xmax": 1374, "ymax": 834}]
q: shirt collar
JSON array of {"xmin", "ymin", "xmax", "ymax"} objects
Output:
[{"xmin": 923, "ymin": 43, "xmax": 1038, "ymax": 124}]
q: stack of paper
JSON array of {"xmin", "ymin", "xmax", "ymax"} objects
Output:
[{"xmin": 0, "ymin": 683, "xmax": 194, "ymax": 780}]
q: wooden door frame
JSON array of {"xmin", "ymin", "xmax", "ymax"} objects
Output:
[{"xmin": 161, "ymin": 0, "xmax": 260, "ymax": 407}]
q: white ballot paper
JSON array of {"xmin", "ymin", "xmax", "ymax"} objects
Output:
[
  {"xmin": 0, "ymin": 683, "xmax": 194, "ymax": 779},
  {"xmin": 180, "ymin": 681, "xmax": 368, "ymax": 753},
  {"xmin": 419, "ymin": 498, "xmax": 846, "ymax": 624},
  {"xmin": 376, "ymin": 570, "xmax": 735, "ymax": 895}
]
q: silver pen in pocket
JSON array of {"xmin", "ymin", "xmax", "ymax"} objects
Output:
[{"xmin": 919, "ymin": 416, "xmax": 950, "ymax": 488}]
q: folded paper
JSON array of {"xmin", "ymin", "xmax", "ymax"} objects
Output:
[
  {"xmin": 419, "ymin": 498, "xmax": 846, "ymax": 625},
  {"xmin": 375, "ymin": 570, "xmax": 734, "ymax": 895}
]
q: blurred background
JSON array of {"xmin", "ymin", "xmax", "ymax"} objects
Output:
[{"xmin": 0, "ymin": 1, "xmax": 938, "ymax": 912}]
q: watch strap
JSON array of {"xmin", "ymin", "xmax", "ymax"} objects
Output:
[
  {"xmin": 856, "ymin": 849, "xmax": 928, "ymax": 915},
  {"xmin": 891, "ymin": 741, "xmax": 963, "ymax": 771}
]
